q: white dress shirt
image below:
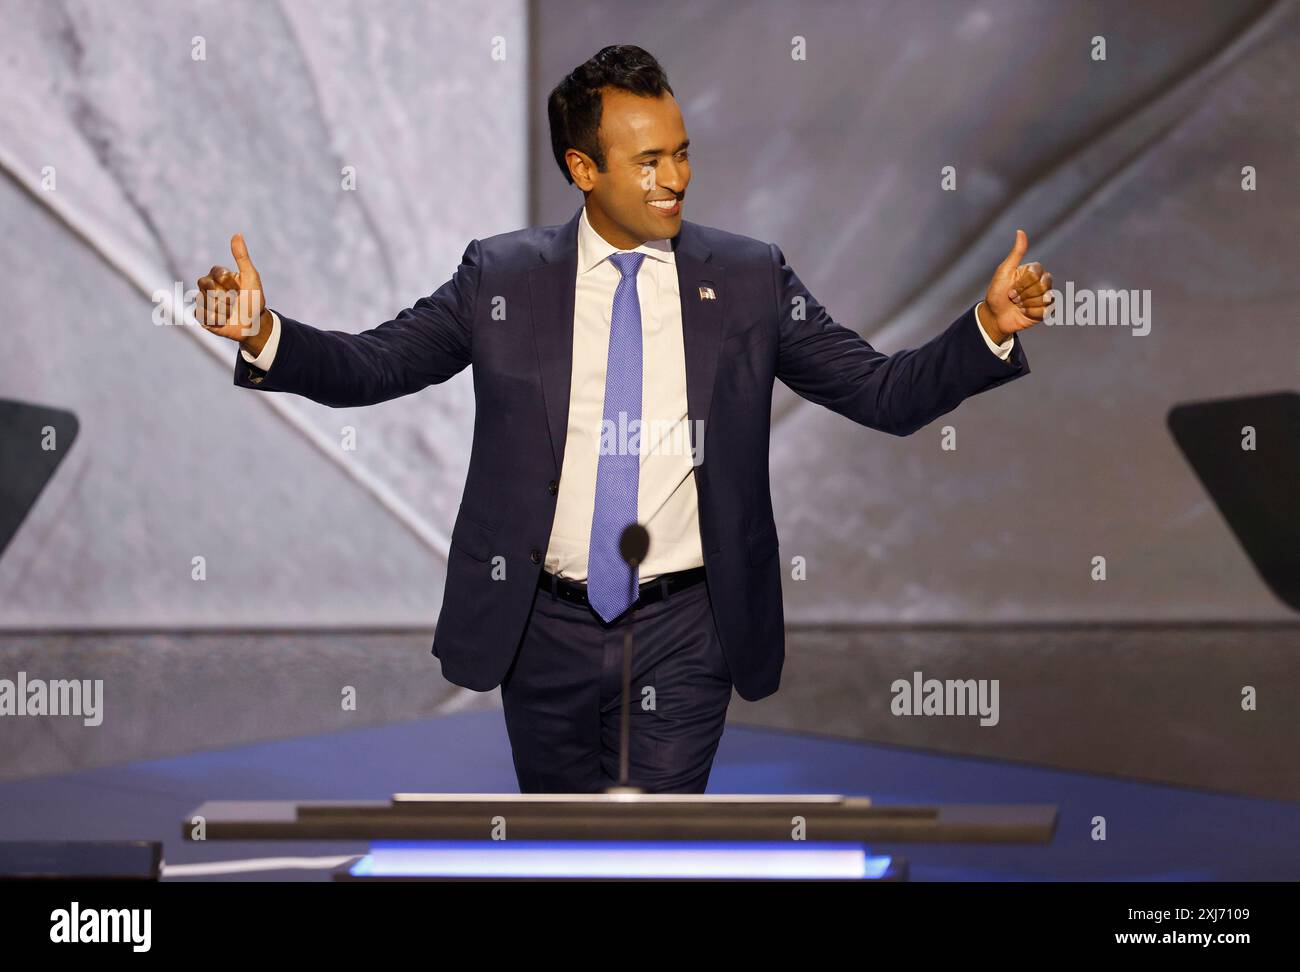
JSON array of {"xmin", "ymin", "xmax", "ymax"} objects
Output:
[
  {"xmin": 541, "ymin": 206, "xmax": 702, "ymax": 582},
  {"xmin": 242, "ymin": 211, "xmax": 1015, "ymax": 582}
]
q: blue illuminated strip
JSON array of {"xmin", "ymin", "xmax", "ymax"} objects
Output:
[{"xmin": 350, "ymin": 841, "xmax": 891, "ymax": 880}]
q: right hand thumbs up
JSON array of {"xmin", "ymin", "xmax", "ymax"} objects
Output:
[{"xmin": 196, "ymin": 233, "xmax": 271, "ymax": 354}]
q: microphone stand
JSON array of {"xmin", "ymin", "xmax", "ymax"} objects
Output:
[
  {"xmin": 606, "ymin": 524, "xmax": 649, "ymax": 795},
  {"xmin": 612, "ymin": 623, "xmax": 637, "ymax": 794}
]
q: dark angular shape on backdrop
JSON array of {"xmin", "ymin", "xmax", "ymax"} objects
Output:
[
  {"xmin": 1168, "ymin": 392, "xmax": 1300, "ymax": 614},
  {"xmin": 0, "ymin": 400, "xmax": 80, "ymax": 559}
]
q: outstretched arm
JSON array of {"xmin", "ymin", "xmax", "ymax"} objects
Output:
[
  {"xmin": 773, "ymin": 231, "xmax": 1044, "ymax": 436},
  {"xmin": 197, "ymin": 234, "xmax": 479, "ymax": 408}
]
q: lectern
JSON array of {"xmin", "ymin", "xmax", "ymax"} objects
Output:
[{"xmin": 183, "ymin": 794, "xmax": 1058, "ymax": 880}]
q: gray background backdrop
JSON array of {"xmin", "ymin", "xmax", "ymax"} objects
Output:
[{"xmin": 3, "ymin": 0, "xmax": 1296, "ymax": 800}]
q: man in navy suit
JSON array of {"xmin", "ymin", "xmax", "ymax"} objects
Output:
[{"xmin": 196, "ymin": 46, "xmax": 1051, "ymax": 793}]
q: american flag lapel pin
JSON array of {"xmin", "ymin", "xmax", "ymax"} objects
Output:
[{"xmin": 698, "ymin": 285, "xmax": 716, "ymax": 301}]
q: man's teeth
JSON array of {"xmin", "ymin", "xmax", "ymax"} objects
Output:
[{"xmin": 648, "ymin": 199, "xmax": 677, "ymax": 209}]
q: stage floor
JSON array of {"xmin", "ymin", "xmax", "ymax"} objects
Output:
[{"xmin": 0, "ymin": 710, "xmax": 1296, "ymax": 880}]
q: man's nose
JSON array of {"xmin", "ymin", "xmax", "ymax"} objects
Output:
[{"xmin": 657, "ymin": 159, "xmax": 687, "ymax": 193}]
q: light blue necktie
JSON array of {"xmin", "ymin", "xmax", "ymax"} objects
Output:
[{"xmin": 587, "ymin": 251, "xmax": 646, "ymax": 622}]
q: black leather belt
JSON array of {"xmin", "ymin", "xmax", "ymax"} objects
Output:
[{"xmin": 538, "ymin": 565, "xmax": 707, "ymax": 611}]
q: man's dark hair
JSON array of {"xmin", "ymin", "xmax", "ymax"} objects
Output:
[{"xmin": 547, "ymin": 45, "xmax": 674, "ymax": 186}]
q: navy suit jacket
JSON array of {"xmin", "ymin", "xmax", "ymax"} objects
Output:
[{"xmin": 234, "ymin": 206, "xmax": 1030, "ymax": 700}]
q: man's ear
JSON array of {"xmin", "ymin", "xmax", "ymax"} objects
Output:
[{"xmin": 567, "ymin": 148, "xmax": 596, "ymax": 191}]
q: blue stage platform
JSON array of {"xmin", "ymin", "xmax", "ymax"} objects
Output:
[{"xmin": 0, "ymin": 711, "xmax": 1296, "ymax": 880}]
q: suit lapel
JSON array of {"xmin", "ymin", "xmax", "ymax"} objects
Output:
[
  {"xmin": 528, "ymin": 208, "xmax": 726, "ymax": 475},
  {"xmin": 529, "ymin": 208, "xmax": 581, "ymax": 474},
  {"xmin": 674, "ymin": 221, "xmax": 725, "ymax": 462}
]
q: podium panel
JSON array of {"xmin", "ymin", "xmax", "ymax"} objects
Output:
[{"xmin": 180, "ymin": 795, "xmax": 1056, "ymax": 880}]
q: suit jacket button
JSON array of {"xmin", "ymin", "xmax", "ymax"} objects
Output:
[
  {"xmin": 547, "ymin": 480, "xmax": 558, "ymax": 495},
  {"xmin": 530, "ymin": 549, "xmax": 542, "ymax": 565}
]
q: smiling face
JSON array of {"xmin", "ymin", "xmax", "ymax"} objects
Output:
[{"xmin": 567, "ymin": 87, "xmax": 691, "ymax": 249}]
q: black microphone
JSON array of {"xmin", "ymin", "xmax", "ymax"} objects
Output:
[
  {"xmin": 606, "ymin": 523, "xmax": 650, "ymax": 795},
  {"xmin": 619, "ymin": 523, "xmax": 650, "ymax": 569}
]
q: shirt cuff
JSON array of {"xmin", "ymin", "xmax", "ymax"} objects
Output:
[
  {"xmin": 975, "ymin": 302, "xmax": 1015, "ymax": 360},
  {"xmin": 239, "ymin": 311, "xmax": 281, "ymax": 371}
]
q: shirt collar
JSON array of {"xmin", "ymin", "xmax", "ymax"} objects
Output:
[{"xmin": 577, "ymin": 205, "xmax": 675, "ymax": 276}]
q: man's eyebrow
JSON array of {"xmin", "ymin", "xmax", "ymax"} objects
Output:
[{"xmin": 632, "ymin": 139, "xmax": 690, "ymax": 160}]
